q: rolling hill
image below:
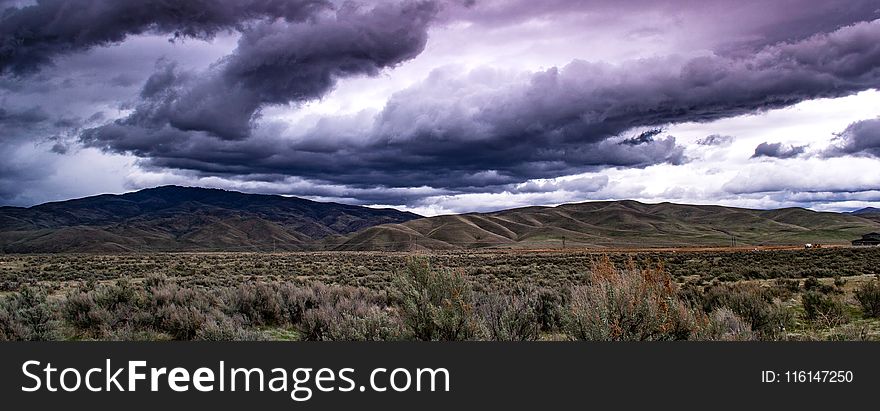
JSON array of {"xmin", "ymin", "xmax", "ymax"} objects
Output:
[
  {"xmin": 851, "ymin": 207, "xmax": 880, "ymax": 223},
  {"xmin": 3, "ymin": 188, "xmax": 879, "ymax": 252},
  {"xmin": 324, "ymin": 200, "xmax": 880, "ymax": 251},
  {"xmin": 0, "ymin": 186, "xmax": 420, "ymax": 252}
]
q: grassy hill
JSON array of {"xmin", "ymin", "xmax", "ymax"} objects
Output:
[
  {"xmin": 3, "ymin": 189, "xmax": 878, "ymax": 252},
  {"xmin": 851, "ymin": 207, "xmax": 880, "ymax": 223},
  {"xmin": 324, "ymin": 200, "xmax": 880, "ymax": 251},
  {"xmin": 0, "ymin": 186, "xmax": 420, "ymax": 252}
]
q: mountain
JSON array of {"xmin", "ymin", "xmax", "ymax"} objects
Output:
[
  {"xmin": 851, "ymin": 207, "xmax": 880, "ymax": 223},
  {"xmin": 324, "ymin": 200, "xmax": 880, "ymax": 251},
  {"xmin": 4, "ymin": 189, "xmax": 879, "ymax": 253},
  {"xmin": 0, "ymin": 186, "xmax": 420, "ymax": 252}
]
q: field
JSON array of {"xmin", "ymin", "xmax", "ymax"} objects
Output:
[{"xmin": 2, "ymin": 247, "xmax": 880, "ymax": 341}]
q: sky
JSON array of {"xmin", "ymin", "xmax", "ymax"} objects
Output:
[{"xmin": 1, "ymin": 0, "xmax": 880, "ymax": 216}]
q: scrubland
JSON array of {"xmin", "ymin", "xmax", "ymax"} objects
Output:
[{"xmin": 1, "ymin": 248, "xmax": 879, "ymax": 341}]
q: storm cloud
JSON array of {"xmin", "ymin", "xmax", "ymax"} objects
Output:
[
  {"xmin": 0, "ymin": 105, "xmax": 48, "ymax": 127},
  {"xmin": 824, "ymin": 117, "xmax": 880, "ymax": 158},
  {"xmin": 83, "ymin": 18, "xmax": 880, "ymax": 195},
  {"xmin": 85, "ymin": 1, "xmax": 437, "ymax": 142},
  {"xmin": 2, "ymin": 0, "xmax": 880, "ymax": 211},
  {"xmin": 0, "ymin": 0, "xmax": 331, "ymax": 75}
]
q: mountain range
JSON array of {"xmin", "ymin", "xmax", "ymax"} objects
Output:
[
  {"xmin": 2, "ymin": 186, "xmax": 879, "ymax": 252},
  {"xmin": 851, "ymin": 207, "xmax": 880, "ymax": 222},
  {"xmin": 0, "ymin": 186, "xmax": 418, "ymax": 252},
  {"xmin": 324, "ymin": 200, "xmax": 880, "ymax": 251}
]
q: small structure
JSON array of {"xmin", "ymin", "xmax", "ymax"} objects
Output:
[{"xmin": 852, "ymin": 233, "xmax": 880, "ymax": 247}]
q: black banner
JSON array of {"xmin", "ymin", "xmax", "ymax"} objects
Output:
[{"xmin": 0, "ymin": 342, "xmax": 876, "ymax": 409}]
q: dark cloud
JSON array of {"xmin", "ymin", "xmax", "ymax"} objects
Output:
[
  {"xmin": 84, "ymin": 1, "xmax": 438, "ymax": 141},
  {"xmin": 0, "ymin": 0, "xmax": 330, "ymax": 75},
  {"xmin": 620, "ymin": 128, "xmax": 664, "ymax": 146},
  {"xmin": 3, "ymin": 1, "xmax": 880, "ymax": 209},
  {"xmin": 49, "ymin": 141, "xmax": 68, "ymax": 154},
  {"xmin": 83, "ymin": 19, "xmax": 880, "ymax": 195},
  {"xmin": 510, "ymin": 175, "xmax": 609, "ymax": 194},
  {"xmin": 752, "ymin": 142, "xmax": 807, "ymax": 159},
  {"xmin": 109, "ymin": 73, "xmax": 139, "ymax": 88},
  {"xmin": 697, "ymin": 134, "xmax": 734, "ymax": 146},
  {"xmin": 0, "ymin": 137, "xmax": 52, "ymax": 204},
  {"xmin": 52, "ymin": 116, "xmax": 80, "ymax": 129},
  {"xmin": 0, "ymin": 105, "xmax": 48, "ymax": 127},
  {"xmin": 823, "ymin": 117, "xmax": 880, "ymax": 158}
]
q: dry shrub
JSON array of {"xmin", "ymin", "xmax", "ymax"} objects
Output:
[
  {"xmin": 222, "ymin": 282, "xmax": 284, "ymax": 326},
  {"xmin": 146, "ymin": 278, "xmax": 226, "ymax": 340},
  {"xmin": 277, "ymin": 283, "xmax": 320, "ymax": 325},
  {"xmin": 476, "ymin": 291, "xmax": 541, "ymax": 341},
  {"xmin": 62, "ymin": 279, "xmax": 143, "ymax": 338},
  {"xmin": 826, "ymin": 324, "xmax": 871, "ymax": 341},
  {"xmin": 299, "ymin": 298, "xmax": 402, "ymax": 341},
  {"xmin": 277, "ymin": 282, "xmax": 388, "ymax": 325},
  {"xmin": 62, "ymin": 276, "xmax": 249, "ymax": 340},
  {"xmin": 196, "ymin": 317, "xmax": 266, "ymax": 341},
  {"xmin": 703, "ymin": 307, "xmax": 755, "ymax": 341},
  {"xmin": 563, "ymin": 258, "xmax": 705, "ymax": 341}
]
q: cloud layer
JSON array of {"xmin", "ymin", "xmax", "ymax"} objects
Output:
[
  {"xmin": 2, "ymin": 0, "xmax": 880, "ymax": 212},
  {"xmin": 82, "ymin": 18, "xmax": 880, "ymax": 198},
  {"xmin": 0, "ymin": 0, "xmax": 331, "ymax": 75}
]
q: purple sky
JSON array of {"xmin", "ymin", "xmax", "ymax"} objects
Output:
[{"xmin": 2, "ymin": 0, "xmax": 880, "ymax": 215}]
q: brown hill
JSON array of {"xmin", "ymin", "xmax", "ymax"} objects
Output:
[
  {"xmin": 323, "ymin": 200, "xmax": 880, "ymax": 251},
  {"xmin": 0, "ymin": 186, "xmax": 420, "ymax": 252}
]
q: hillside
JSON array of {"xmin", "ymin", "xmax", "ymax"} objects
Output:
[
  {"xmin": 324, "ymin": 200, "xmax": 880, "ymax": 251},
  {"xmin": 3, "ymin": 189, "xmax": 879, "ymax": 253},
  {"xmin": 851, "ymin": 207, "xmax": 880, "ymax": 223},
  {"xmin": 0, "ymin": 186, "xmax": 420, "ymax": 252}
]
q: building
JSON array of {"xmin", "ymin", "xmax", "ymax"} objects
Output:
[{"xmin": 852, "ymin": 233, "xmax": 880, "ymax": 246}]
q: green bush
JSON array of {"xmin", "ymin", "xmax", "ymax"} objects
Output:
[
  {"xmin": 803, "ymin": 276, "xmax": 834, "ymax": 293},
  {"xmin": 535, "ymin": 287, "xmax": 567, "ymax": 333},
  {"xmin": 854, "ymin": 280, "xmax": 880, "ymax": 318},
  {"xmin": 0, "ymin": 286, "xmax": 58, "ymax": 341},
  {"xmin": 771, "ymin": 278, "xmax": 800, "ymax": 301},
  {"xmin": 701, "ymin": 283, "xmax": 787, "ymax": 339},
  {"xmin": 801, "ymin": 292, "xmax": 849, "ymax": 327},
  {"xmin": 391, "ymin": 259, "xmax": 477, "ymax": 341}
]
